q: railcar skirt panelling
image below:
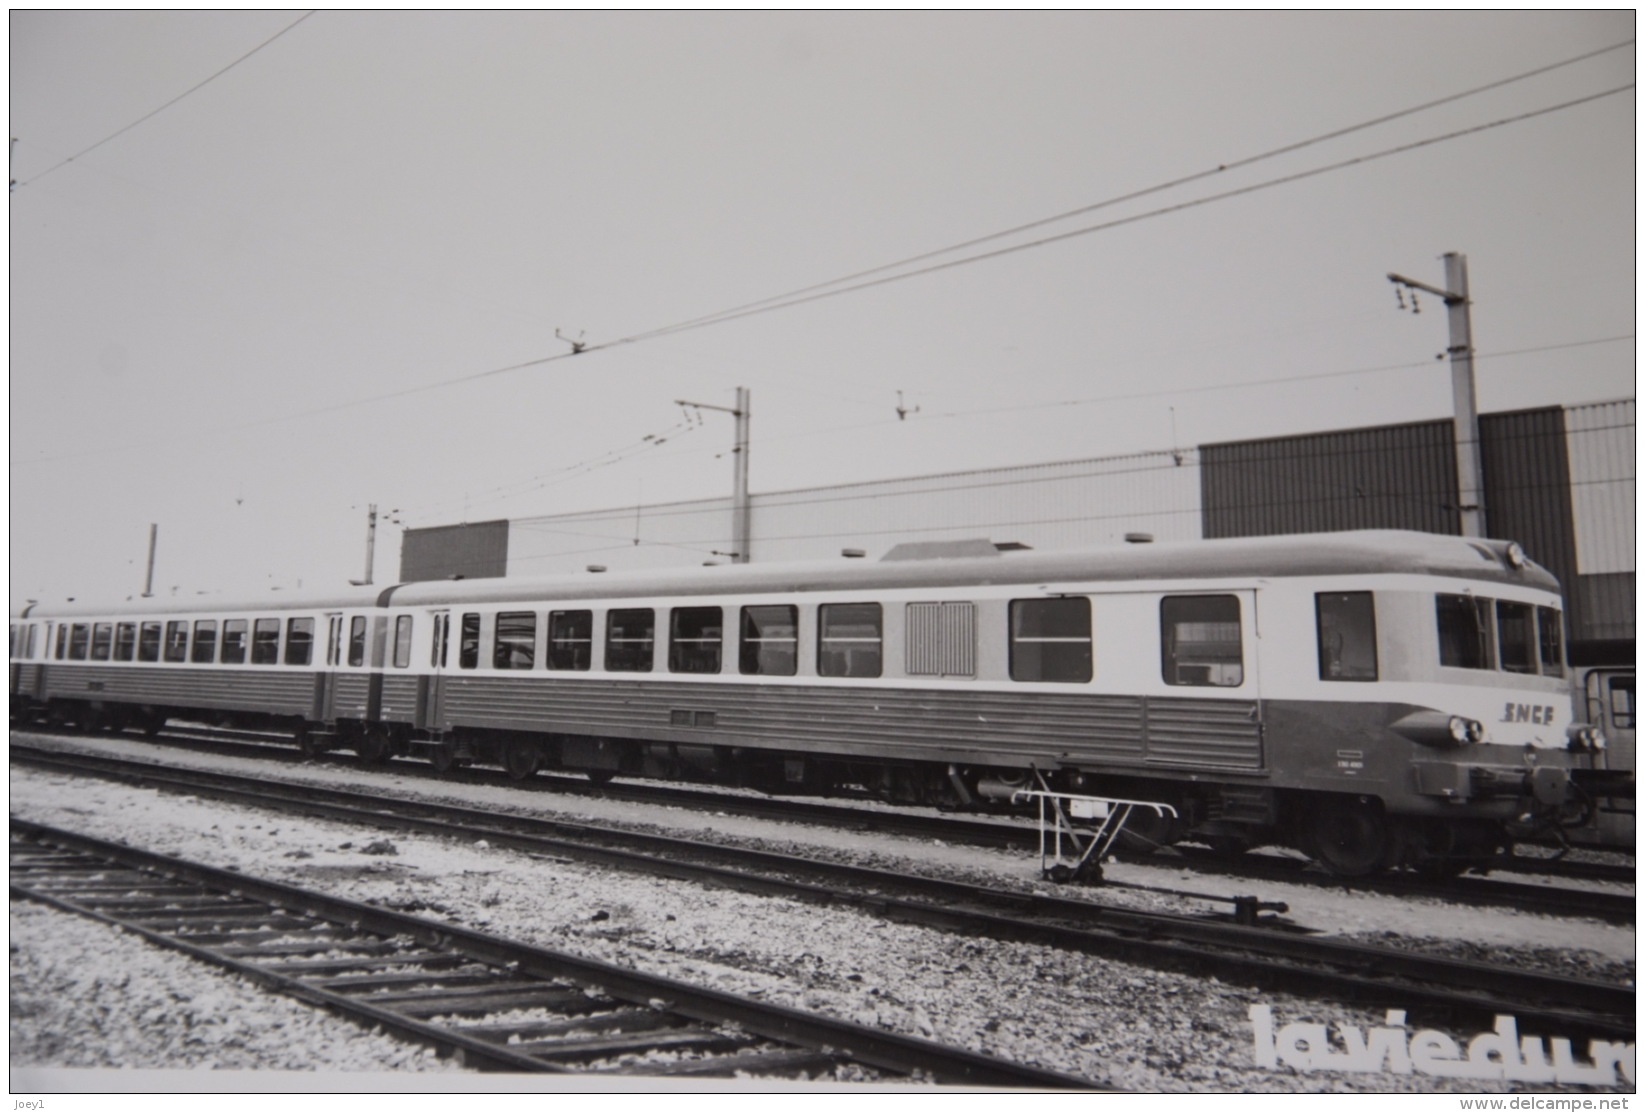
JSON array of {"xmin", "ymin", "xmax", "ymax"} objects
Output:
[{"xmin": 423, "ymin": 677, "xmax": 1266, "ymax": 772}]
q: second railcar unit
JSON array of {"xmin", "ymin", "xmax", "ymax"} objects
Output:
[{"xmin": 10, "ymin": 530, "xmax": 1623, "ymax": 875}]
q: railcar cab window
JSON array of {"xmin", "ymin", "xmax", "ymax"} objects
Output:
[
  {"xmin": 670, "ymin": 607, "xmax": 722, "ymax": 674},
  {"xmin": 1316, "ymin": 592, "xmax": 1377, "ymax": 681},
  {"xmin": 91, "ymin": 623, "xmax": 113, "ymax": 661},
  {"xmin": 192, "ymin": 621, "xmax": 218, "ymax": 663},
  {"xmin": 1160, "ymin": 595, "xmax": 1243, "ymax": 687},
  {"xmin": 221, "ymin": 620, "xmax": 249, "ymax": 665},
  {"xmin": 1009, "ymin": 598, "xmax": 1092, "ymax": 683},
  {"xmin": 458, "ymin": 613, "xmax": 480, "ymax": 669},
  {"xmin": 138, "ymin": 622, "xmax": 162, "ymax": 663},
  {"xmin": 348, "ymin": 616, "xmax": 369, "ymax": 668},
  {"xmin": 547, "ymin": 610, "xmax": 592, "ymax": 671},
  {"xmin": 165, "ymin": 622, "xmax": 189, "ymax": 663},
  {"xmin": 1495, "ymin": 601, "xmax": 1536, "ymax": 674},
  {"xmin": 606, "ymin": 609, "xmax": 655, "ymax": 673},
  {"xmin": 285, "ymin": 618, "xmax": 314, "ymax": 666},
  {"xmin": 818, "ymin": 603, "xmax": 882, "ymax": 678},
  {"xmin": 1436, "ymin": 594, "xmax": 1494, "ymax": 670},
  {"xmin": 251, "ymin": 619, "xmax": 281, "ymax": 665},
  {"xmin": 1537, "ymin": 607, "xmax": 1565, "ymax": 678},
  {"xmin": 68, "ymin": 624, "xmax": 90, "ymax": 661},
  {"xmin": 394, "ymin": 615, "xmax": 414, "ymax": 668},
  {"xmin": 740, "ymin": 605, "xmax": 798, "ymax": 676},
  {"xmin": 494, "ymin": 612, "xmax": 534, "ymax": 669}
]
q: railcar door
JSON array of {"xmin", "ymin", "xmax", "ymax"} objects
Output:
[
  {"xmin": 313, "ymin": 613, "xmax": 344, "ymax": 722},
  {"xmin": 416, "ymin": 611, "xmax": 450, "ymax": 731},
  {"xmin": 1149, "ymin": 587, "xmax": 1264, "ymax": 772}
]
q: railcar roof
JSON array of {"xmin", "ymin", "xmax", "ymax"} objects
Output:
[{"xmin": 14, "ymin": 531, "xmax": 1558, "ymax": 620}]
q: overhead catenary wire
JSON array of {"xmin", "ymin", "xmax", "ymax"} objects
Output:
[{"xmin": 14, "ymin": 11, "xmax": 319, "ymax": 190}]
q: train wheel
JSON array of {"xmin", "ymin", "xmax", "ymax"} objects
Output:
[
  {"xmin": 503, "ymin": 739, "xmax": 541, "ymax": 781},
  {"xmin": 430, "ymin": 737, "xmax": 467, "ymax": 774},
  {"xmin": 584, "ymin": 769, "xmax": 615, "ymax": 786},
  {"xmin": 1118, "ymin": 807, "xmax": 1184, "ymax": 856},
  {"xmin": 1311, "ymin": 799, "xmax": 1393, "ymax": 877},
  {"xmin": 355, "ymin": 729, "xmax": 392, "ymax": 765}
]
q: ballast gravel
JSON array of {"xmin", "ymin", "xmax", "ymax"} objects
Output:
[{"xmin": 8, "ymin": 733, "xmax": 1636, "ymax": 1093}]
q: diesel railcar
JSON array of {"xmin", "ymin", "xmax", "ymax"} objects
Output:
[{"xmin": 9, "ymin": 530, "xmax": 1624, "ymax": 875}]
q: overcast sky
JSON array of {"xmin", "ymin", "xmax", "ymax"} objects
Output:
[{"xmin": 9, "ymin": 11, "xmax": 1635, "ymax": 602}]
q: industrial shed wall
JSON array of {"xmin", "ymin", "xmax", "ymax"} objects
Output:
[
  {"xmin": 1199, "ymin": 420, "xmax": 1460, "ymax": 538},
  {"xmin": 397, "ymin": 519, "xmax": 509, "ymax": 582}
]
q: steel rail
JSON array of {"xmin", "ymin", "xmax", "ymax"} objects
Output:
[
  {"xmin": 10, "ymin": 818, "xmax": 1098, "ymax": 1089},
  {"xmin": 12, "ymin": 746, "xmax": 1634, "ymax": 1039}
]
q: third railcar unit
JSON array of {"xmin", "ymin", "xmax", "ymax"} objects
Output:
[{"xmin": 10, "ymin": 530, "xmax": 1626, "ymax": 876}]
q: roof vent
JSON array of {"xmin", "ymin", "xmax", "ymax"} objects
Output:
[
  {"xmin": 993, "ymin": 541, "xmax": 1032, "ymax": 552},
  {"xmin": 841, "ymin": 548, "xmax": 867, "ymax": 559},
  {"xmin": 1124, "ymin": 533, "xmax": 1154, "ymax": 544},
  {"xmin": 881, "ymin": 539, "xmax": 1002, "ymax": 562},
  {"xmin": 586, "ymin": 565, "xmax": 607, "ymax": 573}
]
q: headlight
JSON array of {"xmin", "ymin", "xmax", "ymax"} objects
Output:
[
  {"xmin": 1504, "ymin": 541, "xmax": 1527, "ymax": 568},
  {"xmin": 1591, "ymin": 730, "xmax": 1608, "ymax": 751},
  {"xmin": 1449, "ymin": 716, "xmax": 1471, "ymax": 743},
  {"xmin": 1465, "ymin": 719, "xmax": 1484, "ymax": 744}
]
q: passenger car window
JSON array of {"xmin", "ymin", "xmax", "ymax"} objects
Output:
[
  {"xmin": 818, "ymin": 603, "xmax": 882, "ymax": 678},
  {"xmin": 1010, "ymin": 598, "xmax": 1092, "ymax": 683},
  {"xmin": 670, "ymin": 607, "xmax": 723, "ymax": 674},
  {"xmin": 740, "ymin": 605, "xmax": 798, "ymax": 676},
  {"xmin": 91, "ymin": 623, "xmax": 114, "ymax": 661},
  {"xmin": 1316, "ymin": 592, "xmax": 1377, "ymax": 681},
  {"xmin": 69, "ymin": 624, "xmax": 90, "ymax": 661},
  {"xmin": 138, "ymin": 622, "xmax": 162, "ymax": 662},
  {"xmin": 251, "ymin": 618, "xmax": 281, "ymax": 665},
  {"xmin": 165, "ymin": 622, "xmax": 189, "ymax": 662},
  {"xmin": 191, "ymin": 620, "xmax": 218, "ymax": 664},
  {"xmin": 285, "ymin": 618, "xmax": 314, "ymax": 666},
  {"xmin": 114, "ymin": 623, "xmax": 137, "ymax": 662},
  {"xmin": 1161, "ymin": 595, "xmax": 1243, "ymax": 687},
  {"xmin": 458, "ymin": 613, "xmax": 480, "ymax": 669},
  {"xmin": 547, "ymin": 610, "xmax": 592, "ymax": 671},
  {"xmin": 493, "ymin": 612, "xmax": 535, "ymax": 669},
  {"xmin": 221, "ymin": 619, "xmax": 249, "ymax": 665},
  {"xmin": 606, "ymin": 609, "xmax": 655, "ymax": 673}
]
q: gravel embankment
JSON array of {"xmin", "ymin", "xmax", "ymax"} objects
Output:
[{"xmin": 9, "ymin": 733, "xmax": 1636, "ymax": 1092}]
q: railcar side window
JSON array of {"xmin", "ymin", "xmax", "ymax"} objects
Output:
[
  {"xmin": 57, "ymin": 625, "xmax": 70, "ymax": 660},
  {"xmin": 1436, "ymin": 594, "xmax": 1493, "ymax": 670},
  {"xmin": 114, "ymin": 623, "xmax": 137, "ymax": 662},
  {"xmin": 818, "ymin": 603, "xmax": 882, "ymax": 678},
  {"xmin": 1537, "ymin": 607, "xmax": 1565, "ymax": 678},
  {"xmin": 1495, "ymin": 601, "xmax": 1536, "ymax": 674},
  {"xmin": 606, "ymin": 609, "xmax": 655, "ymax": 673},
  {"xmin": 493, "ymin": 612, "xmax": 535, "ymax": 669},
  {"xmin": 458, "ymin": 614, "xmax": 480, "ymax": 669},
  {"xmin": 1316, "ymin": 592, "xmax": 1377, "ymax": 681},
  {"xmin": 191, "ymin": 621, "xmax": 218, "ymax": 663},
  {"xmin": 907, "ymin": 602, "xmax": 976, "ymax": 679},
  {"xmin": 670, "ymin": 607, "xmax": 723, "ymax": 674},
  {"xmin": 91, "ymin": 623, "xmax": 114, "ymax": 661},
  {"xmin": 1160, "ymin": 595, "xmax": 1243, "ymax": 687},
  {"xmin": 69, "ymin": 624, "xmax": 90, "ymax": 661},
  {"xmin": 348, "ymin": 616, "xmax": 369, "ymax": 668},
  {"xmin": 393, "ymin": 615, "xmax": 414, "ymax": 668},
  {"xmin": 221, "ymin": 620, "xmax": 249, "ymax": 665},
  {"xmin": 1010, "ymin": 598, "xmax": 1092, "ymax": 683},
  {"xmin": 547, "ymin": 610, "xmax": 592, "ymax": 671},
  {"xmin": 740, "ymin": 605, "xmax": 798, "ymax": 676},
  {"xmin": 165, "ymin": 622, "xmax": 189, "ymax": 662},
  {"xmin": 251, "ymin": 619, "xmax": 281, "ymax": 665},
  {"xmin": 430, "ymin": 614, "xmax": 449, "ymax": 668},
  {"xmin": 25, "ymin": 624, "xmax": 39, "ymax": 659},
  {"xmin": 138, "ymin": 622, "xmax": 162, "ymax": 662},
  {"xmin": 285, "ymin": 618, "xmax": 314, "ymax": 666}
]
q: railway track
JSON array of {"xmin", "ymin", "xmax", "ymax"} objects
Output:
[
  {"xmin": 18, "ymin": 726, "xmax": 1637, "ymax": 915},
  {"xmin": 10, "ymin": 817, "xmax": 1095, "ymax": 1087},
  {"xmin": 13, "ymin": 745, "xmax": 1635, "ymax": 1042}
]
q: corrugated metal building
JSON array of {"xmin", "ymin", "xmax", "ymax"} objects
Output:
[{"xmin": 401, "ymin": 400, "xmax": 1633, "ymax": 658}]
